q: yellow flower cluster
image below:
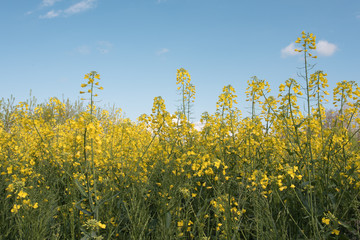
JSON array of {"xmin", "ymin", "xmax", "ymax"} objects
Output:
[
  {"xmin": 80, "ymin": 71, "xmax": 103, "ymax": 99},
  {"xmin": 295, "ymin": 31, "xmax": 317, "ymax": 59},
  {"xmin": 176, "ymin": 68, "xmax": 196, "ymax": 119}
]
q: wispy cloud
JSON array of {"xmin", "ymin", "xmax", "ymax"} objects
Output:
[
  {"xmin": 315, "ymin": 40, "xmax": 337, "ymax": 56},
  {"xmin": 64, "ymin": 0, "xmax": 96, "ymax": 16},
  {"xmin": 39, "ymin": 0, "xmax": 97, "ymax": 19},
  {"xmin": 356, "ymin": 11, "xmax": 360, "ymax": 19},
  {"xmin": 26, "ymin": 0, "xmax": 61, "ymax": 17},
  {"xmin": 156, "ymin": 48, "xmax": 169, "ymax": 55},
  {"xmin": 281, "ymin": 43, "xmax": 300, "ymax": 58},
  {"xmin": 39, "ymin": 10, "xmax": 62, "ymax": 19},
  {"xmin": 74, "ymin": 41, "xmax": 113, "ymax": 55},
  {"xmin": 97, "ymin": 41, "xmax": 113, "ymax": 54},
  {"xmin": 76, "ymin": 45, "xmax": 91, "ymax": 55},
  {"xmin": 41, "ymin": 0, "xmax": 62, "ymax": 7}
]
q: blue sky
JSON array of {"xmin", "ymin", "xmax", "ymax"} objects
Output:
[{"xmin": 1, "ymin": 0, "xmax": 359, "ymax": 121}]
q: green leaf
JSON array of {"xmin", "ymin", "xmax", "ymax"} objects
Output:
[
  {"xmin": 165, "ymin": 212, "xmax": 171, "ymax": 229},
  {"xmin": 74, "ymin": 179, "xmax": 88, "ymax": 198}
]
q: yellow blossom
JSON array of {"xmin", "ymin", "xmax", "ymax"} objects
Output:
[
  {"xmin": 18, "ymin": 190, "xmax": 28, "ymax": 198},
  {"xmin": 322, "ymin": 217, "xmax": 330, "ymax": 225},
  {"xmin": 98, "ymin": 221, "xmax": 106, "ymax": 229},
  {"xmin": 11, "ymin": 204, "xmax": 21, "ymax": 213}
]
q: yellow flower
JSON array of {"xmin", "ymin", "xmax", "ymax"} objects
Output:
[
  {"xmin": 177, "ymin": 220, "xmax": 184, "ymax": 227},
  {"xmin": 84, "ymin": 74, "xmax": 89, "ymax": 79},
  {"xmin": 18, "ymin": 190, "xmax": 28, "ymax": 198},
  {"xmin": 11, "ymin": 204, "xmax": 21, "ymax": 213},
  {"xmin": 98, "ymin": 221, "xmax": 106, "ymax": 229},
  {"xmin": 322, "ymin": 217, "xmax": 330, "ymax": 225},
  {"xmin": 287, "ymin": 168, "xmax": 296, "ymax": 178},
  {"xmin": 331, "ymin": 229, "xmax": 340, "ymax": 235},
  {"xmin": 33, "ymin": 202, "xmax": 39, "ymax": 209},
  {"xmin": 214, "ymin": 160, "xmax": 221, "ymax": 169},
  {"xmin": 81, "ymin": 84, "xmax": 87, "ymax": 88},
  {"xmin": 279, "ymin": 84, "xmax": 285, "ymax": 92}
]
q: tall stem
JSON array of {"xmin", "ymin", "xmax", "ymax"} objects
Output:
[{"xmin": 304, "ymin": 35, "xmax": 319, "ymax": 238}]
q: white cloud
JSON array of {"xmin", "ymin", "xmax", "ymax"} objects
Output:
[
  {"xmin": 194, "ymin": 121, "xmax": 204, "ymax": 131},
  {"xmin": 39, "ymin": 0, "xmax": 97, "ymax": 19},
  {"xmin": 157, "ymin": 0, "xmax": 167, "ymax": 3},
  {"xmin": 97, "ymin": 41, "xmax": 113, "ymax": 54},
  {"xmin": 281, "ymin": 42, "xmax": 300, "ymax": 58},
  {"xmin": 39, "ymin": 10, "xmax": 62, "ymax": 19},
  {"xmin": 42, "ymin": 0, "xmax": 62, "ymax": 7},
  {"xmin": 356, "ymin": 14, "xmax": 360, "ymax": 19},
  {"xmin": 64, "ymin": 0, "xmax": 96, "ymax": 15},
  {"xmin": 156, "ymin": 48, "xmax": 169, "ymax": 55},
  {"xmin": 281, "ymin": 40, "xmax": 337, "ymax": 58},
  {"xmin": 76, "ymin": 45, "xmax": 91, "ymax": 55},
  {"xmin": 74, "ymin": 42, "xmax": 113, "ymax": 55},
  {"xmin": 171, "ymin": 117, "xmax": 204, "ymax": 131},
  {"xmin": 316, "ymin": 40, "xmax": 337, "ymax": 56},
  {"xmin": 26, "ymin": 0, "xmax": 60, "ymax": 17}
]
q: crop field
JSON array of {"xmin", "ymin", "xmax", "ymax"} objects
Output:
[{"xmin": 1, "ymin": 32, "xmax": 360, "ymax": 239}]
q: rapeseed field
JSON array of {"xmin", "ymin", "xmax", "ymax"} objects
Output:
[{"xmin": 1, "ymin": 32, "xmax": 359, "ymax": 239}]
